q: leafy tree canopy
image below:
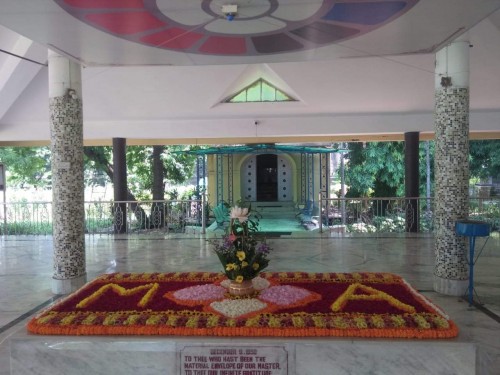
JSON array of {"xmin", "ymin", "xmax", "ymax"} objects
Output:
[
  {"xmin": 0, "ymin": 145, "xmax": 197, "ymax": 197},
  {"xmin": 125, "ymin": 145, "xmax": 196, "ymax": 199},
  {"xmin": 344, "ymin": 142, "xmax": 405, "ymax": 197},
  {"xmin": 0, "ymin": 147, "xmax": 51, "ymax": 188},
  {"xmin": 469, "ymin": 140, "xmax": 500, "ymax": 180},
  {"xmin": 344, "ymin": 141, "xmax": 435, "ymax": 198}
]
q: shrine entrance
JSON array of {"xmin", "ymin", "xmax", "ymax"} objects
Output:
[
  {"xmin": 184, "ymin": 144, "xmax": 336, "ymax": 205},
  {"xmin": 241, "ymin": 153, "xmax": 293, "ymax": 202},
  {"xmin": 257, "ymin": 154, "xmax": 277, "ymax": 201}
]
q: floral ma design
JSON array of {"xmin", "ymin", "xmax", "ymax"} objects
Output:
[{"xmin": 165, "ymin": 277, "xmax": 321, "ymax": 318}]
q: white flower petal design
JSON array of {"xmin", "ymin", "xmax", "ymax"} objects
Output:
[
  {"xmin": 251, "ymin": 276, "xmax": 270, "ymax": 290},
  {"xmin": 210, "ymin": 298, "xmax": 267, "ymax": 318}
]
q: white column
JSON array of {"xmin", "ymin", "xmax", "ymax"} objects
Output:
[
  {"xmin": 49, "ymin": 50, "xmax": 86, "ymax": 294},
  {"xmin": 433, "ymin": 37, "xmax": 470, "ymax": 296}
]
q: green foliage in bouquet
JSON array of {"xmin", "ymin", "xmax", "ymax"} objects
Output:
[{"xmin": 210, "ymin": 205, "xmax": 272, "ymax": 283}]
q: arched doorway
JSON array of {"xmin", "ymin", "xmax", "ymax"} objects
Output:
[
  {"xmin": 257, "ymin": 154, "xmax": 277, "ymax": 201},
  {"xmin": 241, "ymin": 154, "xmax": 292, "ymax": 202}
]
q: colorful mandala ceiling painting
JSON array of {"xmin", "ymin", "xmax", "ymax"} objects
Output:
[{"xmin": 54, "ymin": 0, "xmax": 420, "ymax": 56}]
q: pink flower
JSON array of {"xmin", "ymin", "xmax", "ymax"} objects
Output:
[
  {"xmin": 230, "ymin": 206, "xmax": 249, "ymax": 222},
  {"xmin": 173, "ymin": 284, "xmax": 226, "ymax": 301},
  {"xmin": 259, "ymin": 285, "xmax": 312, "ymax": 306}
]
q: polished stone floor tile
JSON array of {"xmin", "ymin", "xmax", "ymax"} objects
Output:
[{"xmin": 1, "ymin": 232, "xmax": 499, "ymax": 374}]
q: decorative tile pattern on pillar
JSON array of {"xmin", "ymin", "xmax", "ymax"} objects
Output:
[
  {"xmin": 50, "ymin": 96, "xmax": 85, "ymax": 280},
  {"xmin": 307, "ymin": 154, "xmax": 314, "ymax": 202},
  {"xmin": 216, "ymin": 154, "xmax": 224, "ymax": 204},
  {"xmin": 241, "ymin": 156, "xmax": 256, "ymax": 201},
  {"xmin": 434, "ymin": 88, "xmax": 469, "ymax": 282},
  {"xmin": 277, "ymin": 156, "xmax": 292, "ymax": 201},
  {"xmin": 300, "ymin": 153, "xmax": 306, "ymax": 204},
  {"xmin": 227, "ymin": 154, "xmax": 233, "ymax": 205}
]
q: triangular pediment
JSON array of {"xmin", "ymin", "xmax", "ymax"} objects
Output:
[
  {"xmin": 214, "ymin": 64, "xmax": 301, "ymax": 106},
  {"xmin": 224, "ymin": 78, "xmax": 296, "ymax": 103}
]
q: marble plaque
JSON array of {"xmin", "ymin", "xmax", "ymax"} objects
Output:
[{"xmin": 178, "ymin": 345, "xmax": 288, "ymax": 375}]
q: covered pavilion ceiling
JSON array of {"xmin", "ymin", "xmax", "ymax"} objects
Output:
[{"xmin": 1, "ymin": 0, "xmax": 500, "ymax": 145}]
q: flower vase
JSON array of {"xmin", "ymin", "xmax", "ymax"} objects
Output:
[{"xmin": 228, "ymin": 279, "xmax": 254, "ymax": 296}]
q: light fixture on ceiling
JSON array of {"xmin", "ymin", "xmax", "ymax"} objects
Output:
[{"xmin": 222, "ymin": 4, "xmax": 237, "ymax": 21}]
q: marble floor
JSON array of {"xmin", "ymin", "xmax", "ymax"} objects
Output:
[{"xmin": 1, "ymin": 231, "xmax": 499, "ymax": 374}]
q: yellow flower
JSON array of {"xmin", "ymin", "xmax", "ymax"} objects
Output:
[
  {"xmin": 252, "ymin": 263, "xmax": 260, "ymax": 270},
  {"xmin": 236, "ymin": 251, "xmax": 246, "ymax": 261},
  {"xmin": 235, "ymin": 275, "xmax": 244, "ymax": 283},
  {"xmin": 241, "ymin": 261, "xmax": 248, "ymax": 268},
  {"xmin": 225, "ymin": 263, "xmax": 237, "ymax": 271}
]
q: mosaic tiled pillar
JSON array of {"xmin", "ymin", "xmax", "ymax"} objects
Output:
[
  {"xmin": 49, "ymin": 50, "xmax": 86, "ymax": 294},
  {"xmin": 433, "ymin": 39, "xmax": 470, "ymax": 296}
]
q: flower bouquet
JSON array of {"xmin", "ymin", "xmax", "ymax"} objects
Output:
[{"xmin": 211, "ymin": 204, "xmax": 272, "ymax": 295}]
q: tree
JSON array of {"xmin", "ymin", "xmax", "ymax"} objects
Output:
[
  {"xmin": 124, "ymin": 145, "xmax": 196, "ymax": 199},
  {"xmin": 0, "ymin": 145, "xmax": 196, "ymax": 194},
  {"xmin": 0, "ymin": 147, "xmax": 51, "ymax": 188},
  {"xmin": 344, "ymin": 142, "xmax": 405, "ymax": 197},
  {"xmin": 469, "ymin": 140, "xmax": 500, "ymax": 180},
  {"xmin": 343, "ymin": 140, "xmax": 435, "ymax": 199},
  {"xmin": 83, "ymin": 145, "xmax": 197, "ymax": 228}
]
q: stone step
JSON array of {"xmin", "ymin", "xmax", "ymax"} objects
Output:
[
  {"xmin": 251, "ymin": 201, "xmax": 297, "ymax": 219},
  {"xmin": 256, "ymin": 209, "xmax": 297, "ymax": 219}
]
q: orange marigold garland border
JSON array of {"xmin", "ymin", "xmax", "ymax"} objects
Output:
[{"xmin": 27, "ymin": 272, "xmax": 458, "ymax": 339}]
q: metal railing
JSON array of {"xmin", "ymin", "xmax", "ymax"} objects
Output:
[
  {"xmin": 0, "ymin": 197, "xmax": 206, "ymax": 236},
  {"xmin": 468, "ymin": 197, "xmax": 500, "ymax": 231},
  {"xmin": 317, "ymin": 196, "xmax": 500, "ymax": 234},
  {"xmin": 316, "ymin": 196, "xmax": 430, "ymax": 234},
  {"xmin": 1, "ymin": 196, "xmax": 498, "ymax": 236}
]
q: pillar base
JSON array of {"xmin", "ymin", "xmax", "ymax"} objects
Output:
[
  {"xmin": 433, "ymin": 274, "xmax": 468, "ymax": 296},
  {"xmin": 52, "ymin": 273, "xmax": 87, "ymax": 295}
]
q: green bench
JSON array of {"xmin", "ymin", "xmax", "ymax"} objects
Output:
[{"xmin": 212, "ymin": 204, "xmax": 230, "ymax": 231}]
